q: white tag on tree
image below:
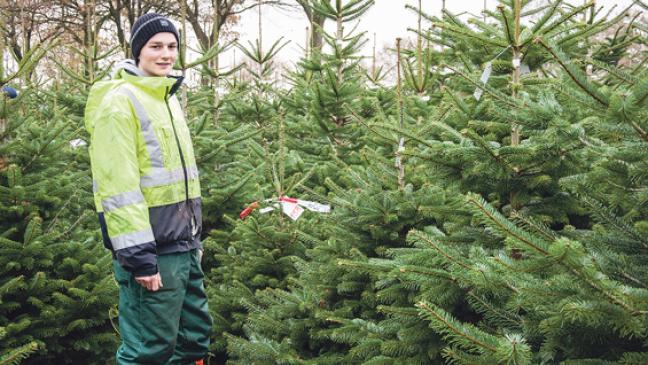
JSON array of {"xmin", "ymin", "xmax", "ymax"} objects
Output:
[
  {"xmin": 474, "ymin": 62, "xmax": 492, "ymax": 101},
  {"xmin": 69, "ymin": 139, "xmax": 87, "ymax": 148},
  {"xmin": 397, "ymin": 138, "xmax": 405, "ymax": 153},
  {"xmin": 512, "ymin": 57, "xmax": 521, "ymax": 68},
  {"xmin": 298, "ymin": 200, "xmax": 331, "ymax": 213},
  {"xmin": 281, "ymin": 202, "xmax": 304, "ymax": 221},
  {"xmin": 479, "ymin": 62, "xmax": 492, "ymax": 83},
  {"xmin": 473, "ymin": 88, "xmax": 484, "ymax": 101}
]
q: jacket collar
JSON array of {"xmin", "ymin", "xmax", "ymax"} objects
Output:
[
  {"xmin": 112, "ymin": 59, "xmax": 184, "ymax": 98},
  {"xmin": 167, "ymin": 75, "xmax": 184, "ymax": 97}
]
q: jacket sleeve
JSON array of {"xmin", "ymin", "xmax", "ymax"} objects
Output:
[{"xmin": 90, "ymin": 95, "xmax": 157, "ymax": 277}]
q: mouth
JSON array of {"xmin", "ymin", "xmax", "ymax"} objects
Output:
[{"xmin": 156, "ymin": 63, "xmax": 171, "ymax": 67}]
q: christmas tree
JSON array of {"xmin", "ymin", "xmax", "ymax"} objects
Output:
[
  {"xmin": 0, "ymin": 85, "xmax": 119, "ymax": 364},
  {"xmin": 1, "ymin": 1, "xmax": 646, "ymax": 364},
  {"xmin": 226, "ymin": 1, "xmax": 648, "ymax": 364}
]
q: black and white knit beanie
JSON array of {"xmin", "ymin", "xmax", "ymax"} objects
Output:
[{"xmin": 130, "ymin": 13, "xmax": 179, "ymax": 62}]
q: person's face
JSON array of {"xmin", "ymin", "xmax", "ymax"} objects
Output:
[{"xmin": 137, "ymin": 32, "xmax": 177, "ymax": 77}]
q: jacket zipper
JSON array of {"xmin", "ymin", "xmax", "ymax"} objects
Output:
[{"xmin": 164, "ymin": 87, "xmax": 193, "ymax": 240}]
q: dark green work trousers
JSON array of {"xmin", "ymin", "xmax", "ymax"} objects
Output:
[{"xmin": 113, "ymin": 249, "xmax": 212, "ymax": 365}]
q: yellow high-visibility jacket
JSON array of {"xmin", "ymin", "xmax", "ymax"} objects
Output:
[{"xmin": 85, "ymin": 60, "xmax": 202, "ymax": 276}]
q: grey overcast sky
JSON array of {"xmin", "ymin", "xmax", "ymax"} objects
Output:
[
  {"xmin": 222, "ymin": 0, "xmax": 636, "ymax": 68},
  {"xmin": 230, "ymin": 0, "xmax": 491, "ymax": 66}
]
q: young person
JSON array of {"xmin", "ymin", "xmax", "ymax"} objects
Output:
[{"xmin": 84, "ymin": 13, "xmax": 211, "ymax": 365}]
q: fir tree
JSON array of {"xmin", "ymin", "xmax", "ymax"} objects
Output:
[
  {"xmin": 370, "ymin": 2, "xmax": 648, "ymax": 364},
  {"xmin": 194, "ymin": 31, "xmax": 323, "ymax": 361},
  {"xmin": 283, "ymin": 0, "xmax": 375, "ymax": 166},
  {"xmin": 0, "ymin": 327, "xmax": 38, "ymax": 365},
  {"xmin": 0, "ymin": 86, "xmax": 118, "ymax": 364},
  {"xmin": 224, "ymin": 1, "xmax": 452, "ymax": 363},
  {"xmin": 226, "ymin": 1, "xmax": 648, "ymax": 364}
]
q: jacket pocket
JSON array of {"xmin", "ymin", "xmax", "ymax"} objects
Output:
[
  {"xmin": 148, "ymin": 201, "xmax": 191, "ymax": 245},
  {"xmin": 157, "ymin": 125, "xmax": 180, "ymax": 168}
]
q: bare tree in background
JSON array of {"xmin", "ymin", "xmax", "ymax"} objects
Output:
[
  {"xmin": 103, "ymin": 0, "xmax": 167, "ymax": 57},
  {"xmin": 173, "ymin": 0, "xmax": 292, "ymax": 52},
  {"xmin": 1, "ymin": 0, "xmax": 312, "ymax": 87},
  {"xmin": 296, "ymin": 0, "xmax": 326, "ymax": 54},
  {"xmin": 0, "ymin": 0, "xmax": 59, "ymax": 62}
]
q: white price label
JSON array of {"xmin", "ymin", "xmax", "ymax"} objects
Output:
[
  {"xmin": 281, "ymin": 202, "xmax": 304, "ymax": 221},
  {"xmin": 474, "ymin": 62, "xmax": 492, "ymax": 101},
  {"xmin": 479, "ymin": 62, "xmax": 492, "ymax": 84},
  {"xmin": 69, "ymin": 139, "xmax": 87, "ymax": 148},
  {"xmin": 297, "ymin": 200, "xmax": 331, "ymax": 213}
]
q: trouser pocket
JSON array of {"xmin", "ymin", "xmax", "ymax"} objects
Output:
[{"xmin": 114, "ymin": 254, "xmax": 195, "ymax": 364}]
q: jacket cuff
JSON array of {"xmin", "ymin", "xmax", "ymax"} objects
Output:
[{"xmin": 115, "ymin": 241, "xmax": 157, "ymax": 276}]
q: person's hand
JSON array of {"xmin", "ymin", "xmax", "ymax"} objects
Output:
[{"xmin": 135, "ymin": 273, "xmax": 163, "ymax": 291}]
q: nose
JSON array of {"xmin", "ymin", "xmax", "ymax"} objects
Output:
[{"xmin": 160, "ymin": 46, "xmax": 175, "ymax": 60}]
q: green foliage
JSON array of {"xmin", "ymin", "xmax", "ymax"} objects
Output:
[
  {"xmin": 1, "ymin": 40, "xmax": 56, "ymax": 88},
  {"xmin": 0, "ymin": 327, "xmax": 39, "ymax": 365},
  {"xmin": 2, "ymin": 1, "xmax": 647, "ymax": 364},
  {"xmin": 310, "ymin": 0, "xmax": 375, "ymax": 23},
  {"xmin": 210, "ymin": 1, "xmax": 648, "ymax": 364},
  {"xmin": 0, "ymin": 88, "xmax": 118, "ymax": 364}
]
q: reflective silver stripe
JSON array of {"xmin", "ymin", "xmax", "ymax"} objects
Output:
[
  {"xmin": 92, "ymin": 180, "xmax": 98, "ymax": 193},
  {"xmin": 140, "ymin": 166, "xmax": 200, "ymax": 188},
  {"xmin": 101, "ymin": 190, "xmax": 145, "ymax": 212},
  {"xmin": 111, "ymin": 229, "xmax": 155, "ymax": 250},
  {"xmin": 141, "ymin": 168, "xmax": 183, "ymax": 187},
  {"xmin": 187, "ymin": 166, "xmax": 199, "ymax": 179},
  {"xmin": 118, "ymin": 88, "xmax": 165, "ymax": 168}
]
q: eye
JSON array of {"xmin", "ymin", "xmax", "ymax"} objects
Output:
[{"xmin": 169, "ymin": 45, "xmax": 177, "ymax": 49}]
